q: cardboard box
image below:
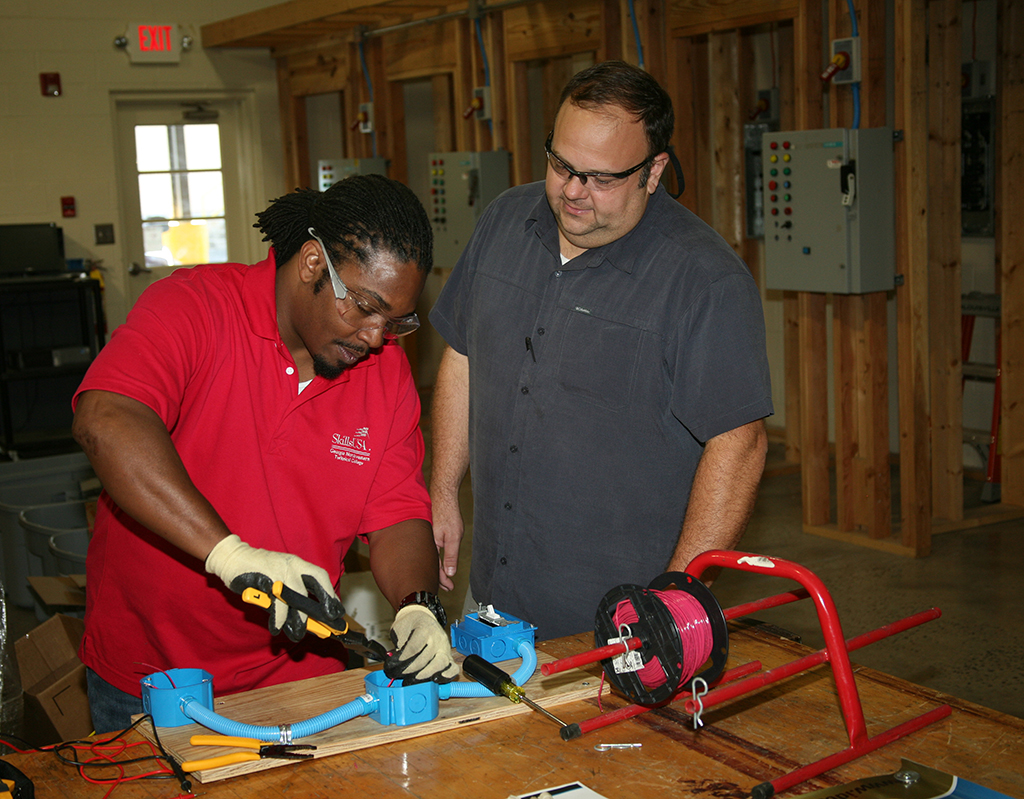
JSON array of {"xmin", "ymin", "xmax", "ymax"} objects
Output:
[
  {"xmin": 28, "ymin": 575, "xmax": 86, "ymax": 609},
  {"xmin": 14, "ymin": 614, "xmax": 93, "ymax": 744}
]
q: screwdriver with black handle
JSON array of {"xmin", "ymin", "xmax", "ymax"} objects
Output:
[{"xmin": 462, "ymin": 654, "xmax": 568, "ymax": 728}]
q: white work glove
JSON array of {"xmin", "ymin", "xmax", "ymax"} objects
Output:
[
  {"xmin": 384, "ymin": 605, "xmax": 459, "ymax": 684},
  {"xmin": 205, "ymin": 534, "xmax": 345, "ymax": 642}
]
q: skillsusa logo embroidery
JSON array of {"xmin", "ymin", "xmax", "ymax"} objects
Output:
[{"xmin": 330, "ymin": 427, "xmax": 371, "ymax": 465}]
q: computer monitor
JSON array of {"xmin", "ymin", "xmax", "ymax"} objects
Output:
[{"xmin": 0, "ymin": 223, "xmax": 66, "ymax": 276}]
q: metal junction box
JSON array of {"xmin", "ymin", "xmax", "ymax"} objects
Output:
[
  {"xmin": 428, "ymin": 150, "xmax": 510, "ymax": 269},
  {"xmin": 317, "ymin": 158, "xmax": 388, "ymax": 191},
  {"xmin": 762, "ymin": 128, "xmax": 895, "ymax": 294}
]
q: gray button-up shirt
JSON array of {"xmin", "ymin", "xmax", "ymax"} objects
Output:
[{"xmin": 431, "ymin": 182, "xmax": 773, "ymax": 640}]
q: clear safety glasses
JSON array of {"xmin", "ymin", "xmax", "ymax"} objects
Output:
[{"xmin": 307, "ymin": 228, "xmax": 420, "ymax": 339}]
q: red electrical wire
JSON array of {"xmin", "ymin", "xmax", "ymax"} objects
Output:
[
  {"xmin": 611, "ymin": 589, "xmax": 713, "ymax": 691},
  {"xmin": 3, "ymin": 715, "xmax": 195, "ymax": 798}
]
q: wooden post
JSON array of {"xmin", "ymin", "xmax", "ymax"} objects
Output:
[
  {"xmin": 599, "ymin": 0, "xmax": 623, "ymax": 62},
  {"xmin": 432, "ymin": 73, "xmax": 455, "ymax": 153},
  {"xmin": 800, "ymin": 293, "xmax": 831, "ymax": 525},
  {"xmin": 709, "ymin": 30, "xmax": 744, "ymax": 258},
  {"xmin": 455, "ymin": 18, "xmax": 476, "ymax": 153},
  {"xmin": 485, "ymin": 13, "xmax": 507, "ymax": 152},
  {"xmin": 276, "ymin": 57, "xmax": 309, "ymax": 191},
  {"xmin": 794, "ymin": 0, "xmax": 828, "ymax": 526},
  {"xmin": 928, "ymin": 0, "xmax": 963, "ymax": 522},
  {"xmin": 665, "ymin": 35, "xmax": 692, "ymax": 210},
  {"xmin": 508, "ymin": 59, "xmax": 532, "ymax": 185},
  {"xmin": 894, "ymin": 0, "xmax": 932, "ymax": 554},
  {"xmin": 998, "ymin": 0, "xmax": 1024, "ymax": 505},
  {"xmin": 366, "ymin": 38, "xmax": 387, "ymax": 160},
  {"xmin": 829, "ymin": 0, "xmax": 891, "ymax": 539},
  {"xmin": 692, "ymin": 37, "xmax": 712, "ymax": 223},
  {"xmin": 386, "ymin": 76, "xmax": 408, "ymax": 183},
  {"xmin": 632, "ymin": 0, "xmax": 668, "ymax": 85}
]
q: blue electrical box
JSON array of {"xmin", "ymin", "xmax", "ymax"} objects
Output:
[
  {"xmin": 364, "ymin": 670, "xmax": 440, "ymax": 726},
  {"xmin": 451, "ymin": 606, "xmax": 536, "ymax": 662}
]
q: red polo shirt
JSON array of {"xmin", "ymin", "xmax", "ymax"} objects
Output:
[{"xmin": 73, "ymin": 252, "xmax": 430, "ymax": 697}]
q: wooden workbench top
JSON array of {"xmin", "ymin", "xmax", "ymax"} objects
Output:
[{"xmin": 6, "ymin": 623, "xmax": 1023, "ymax": 798}]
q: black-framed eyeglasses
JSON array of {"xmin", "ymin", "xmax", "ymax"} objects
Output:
[
  {"xmin": 544, "ymin": 131, "xmax": 651, "ymax": 191},
  {"xmin": 308, "ymin": 228, "xmax": 420, "ymax": 339}
]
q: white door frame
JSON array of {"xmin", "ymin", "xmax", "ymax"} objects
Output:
[{"xmin": 108, "ymin": 90, "xmax": 267, "ymax": 328}]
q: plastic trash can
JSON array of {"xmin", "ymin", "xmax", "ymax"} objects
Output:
[
  {"xmin": 0, "ymin": 453, "xmax": 96, "ymax": 608},
  {"xmin": 48, "ymin": 530, "xmax": 90, "ymax": 576},
  {"xmin": 19, "ymin": 499, "xmax": 92, "ymax": 578}
]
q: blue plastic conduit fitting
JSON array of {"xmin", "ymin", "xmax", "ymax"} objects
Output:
[{"xmin": 181, "ymin": 694, "xmax": 376, "ymax": 742}]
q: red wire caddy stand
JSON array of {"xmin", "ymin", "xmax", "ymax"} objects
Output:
[{"xmin": 542, "ymin": 550, "xmax": 952, "ymax": 798}]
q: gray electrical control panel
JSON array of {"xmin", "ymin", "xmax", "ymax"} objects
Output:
[
  {"xmin": 762, "ymin": 128, "xmax": 895, "ymax": 294},
  {"xmin": 428, "ymin": 150, "xmax": 510, "ymax": 268},
  {"xmin": 318, "ymin": 158, "xmax": 388, "ymax": 191}
]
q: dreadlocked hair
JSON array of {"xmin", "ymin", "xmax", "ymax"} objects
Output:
[{"xmin": 253, "ymin": 174, "xmax": 433, "ymax": 272}]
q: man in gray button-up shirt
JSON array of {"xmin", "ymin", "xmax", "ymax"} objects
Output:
[{"xmin": 429, "ymin": 61, "xmax": 773, "ymax": 640}]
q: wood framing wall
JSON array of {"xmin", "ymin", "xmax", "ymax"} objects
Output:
[{"xmin": 201, "ymin": 0, "xmax": 1024, "ymax": 555}]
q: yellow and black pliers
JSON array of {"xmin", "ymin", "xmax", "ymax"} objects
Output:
[
  {"xmin": 180, "ymin": 735, "xmax": 315, "ymax": 772},
  {"xmin": 242, "ymin": 580, "xmax": 389, "ymax": 662}
]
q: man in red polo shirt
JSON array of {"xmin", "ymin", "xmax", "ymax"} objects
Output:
[{"xmin": 72, "ymin": 175, "xmax": 455, "ymax": 733}]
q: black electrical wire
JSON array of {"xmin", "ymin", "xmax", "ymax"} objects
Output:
[{"xmin": 51, "ymin": 714, "xmax": 191, "ymax": 794}]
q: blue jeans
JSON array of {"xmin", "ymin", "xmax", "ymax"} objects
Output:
[{"xmin": 86, "ymin": 668, "xmax": 144, "ymax": 734}]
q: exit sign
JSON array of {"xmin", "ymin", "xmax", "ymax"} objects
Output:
[{"xmin": 125, "ymin": 23, "xmax": 181, "ymax": 63}]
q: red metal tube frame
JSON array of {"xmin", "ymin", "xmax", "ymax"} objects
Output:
[
  {"xmin": 683, "ymin": 607, "xmax": 942, "ymax": 717},
  {"xmin": 686, "ymin": 551, "xmax": 870, "ymax": 746}
]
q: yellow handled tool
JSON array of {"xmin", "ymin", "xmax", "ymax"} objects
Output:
[
  {"xmin": 242, "ymin": 584, "xmax": 348, "ymax": 639},
  {"xmin": 180, "ymin": 734, "xmax": 315, "ymax": 773},
  {"xmin": 241, "ymin": 582, "xmax": 389, "ymax": 662},
  {"xmin": 463, "ymin": 654, "xmax": 569, "ymax": 728}
]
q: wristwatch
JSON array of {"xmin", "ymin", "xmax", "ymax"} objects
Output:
[{"xmin": 398, "ymin": 591, "xmax": 447, "ymax": 628}]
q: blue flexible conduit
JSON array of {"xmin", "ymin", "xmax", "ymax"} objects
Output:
[
  {"xmin": 474, "ymin": 18, "xmax": 491, "ymax": 89},
  {"xmin": 358, "ymin": 40, "xmax": 378, "ymax": 157},
  {"xmin": 845, "ymin": 0, "xmax": 861, "ymax": 129},
  {"xmin": 180, "ymin": 640, "xmax": 539, "ymax": 741},
  {"xmin": 182, "ymin": 693, "xmax": 376, "ymax": 742},
  {"xmin": 473, "ymin": 17, "xmax": 494, "ymax": 136},
  {"xmin": 626, "ymin": 0, "xmax": 645, "ymax": 70}
]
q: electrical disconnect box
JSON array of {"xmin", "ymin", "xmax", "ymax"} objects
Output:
[
  {"xmin": 762, "ymin": 128, "xmax": 895, "ymax": 295},
  {"xmin": 428, "ymin": 150, "xmax": 511, "ymax": 268},
  {"xmin": 318, "ymin": 158, "xmax": 388, "ymax": 191},
  {"xmin": 744, "ymin": 120, "xmax": 778, "ymax": 238}
]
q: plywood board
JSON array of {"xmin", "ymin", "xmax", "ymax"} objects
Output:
[{"xmin": 138, "ymin": 651, "xmax": 597, "ymax": 783}]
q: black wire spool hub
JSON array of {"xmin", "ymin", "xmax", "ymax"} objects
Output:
[{"xmin": 593, "ymin": 572, "xmax": 729, "ymax": 705}]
